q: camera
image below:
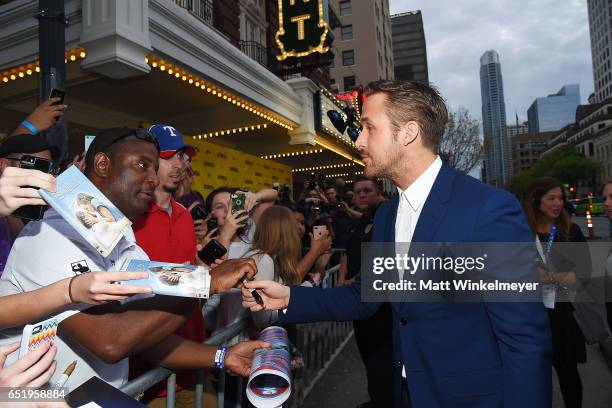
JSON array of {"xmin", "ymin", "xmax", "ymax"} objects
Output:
[{"xmin": 307, "ymin": 173, "xmax": 326, "ymax": 190}]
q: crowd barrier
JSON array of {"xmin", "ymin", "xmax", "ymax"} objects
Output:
[{"xmin": 119, "ymin": 261, "xmax": 354, "ymax": 408}]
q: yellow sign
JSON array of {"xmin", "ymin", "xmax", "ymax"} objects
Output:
[{"xmin": 190, "ymin": 139, "xmax": 293, "ymax": 197}]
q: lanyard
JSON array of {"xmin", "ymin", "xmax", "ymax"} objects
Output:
[
  {"xmin": 545, "ymin": 223, "xmax": 556, "ymax": 261},
  {"xmin": 535, "ymin": 223, "xmax": 557, "ymax": 263}
]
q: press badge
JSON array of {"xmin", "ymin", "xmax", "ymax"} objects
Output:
[{"xmin": 542, "ymin": 283, "xmax": 556, "ymax": 309}]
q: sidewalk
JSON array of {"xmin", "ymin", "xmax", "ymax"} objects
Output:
[{"xmin": 303, "ymin": 336, "xmax": 612, "ymax": 407}]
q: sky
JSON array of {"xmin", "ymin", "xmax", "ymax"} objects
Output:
[{"xmin": 389, "ymin": 0, "xmax": 594, "ymax": 127}]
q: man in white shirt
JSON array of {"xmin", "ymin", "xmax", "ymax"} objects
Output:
[
  {"xmin": 242, "ymin": 81, "xmax": 552, "ymax": 408},
  {"xmin": 0, "ymin": 128, "xmax": 266, "ymax": 391}
]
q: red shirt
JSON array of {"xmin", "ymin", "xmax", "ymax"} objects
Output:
[{"xmin": 132, "ymin": 198, "xmax": 204, "ymax": 392}]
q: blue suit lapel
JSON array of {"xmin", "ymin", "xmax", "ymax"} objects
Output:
[
  {"xmin": 383, "ymin": 196, "xmax": 401, "ymax": 312},
  {"xmin": 399, "ymin": 164, "xmax": 455, "ymax": 311},
  {"xmin": 385, "ymin": 196, "xmax": 399, "ymax": 243},
  {"xmin": 411, "ymin": 163, "xmax": 455, "ymax": 243}
]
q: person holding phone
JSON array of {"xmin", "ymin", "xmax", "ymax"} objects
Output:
[
  {"xmin": 9, "ymin": 97, "xmax": 67, "ymax": 138},
  {"xmin": 203, "ymin": 186, "xmax": 277, "ymax": 406},
  {"xmin": 0, "ymin": 135, "xmax": 61, "ymax": 275}
]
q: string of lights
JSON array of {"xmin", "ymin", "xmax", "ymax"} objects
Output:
[
  {"xmin": 191, "ymin": 123, "xmax": 268, "ymax": 140},
  {"xmin": 261, "ymin": 149, "xmax": 324, "ymax": 160},
  {"xmin": 1, "ymin": 48, "xmax": 86, "ymax": 84},
  {"xmin": 146, "ymin": 55, "xmax": 295, "ymax": 131},
  {"xmin": 292, "ymin": 162, "xmax": 356, "ymax": 172},
  {"xmin": 315, "ymin": 137, "xmax": 364, "ymax": 166}
]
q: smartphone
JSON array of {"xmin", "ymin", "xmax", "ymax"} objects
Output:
[
  {"xmin": 207, "ymin": 217, "xmax": 218, "ymax": 232},
  {"xmin": 190, "ymin": 204, "xmax": 208, "ymax": 221},
  {"xmin": 231, "ymin": 191, "xmax": 247, "ymax": 225},
  {"xmin": 231, "ymin": 191, "xmax": 246, "ymax": 214},
  {"xmin": 313, "ymin": 225, "xmax": 327, "ymax": 240},
  {"xmin": 198, "ymin": 239, "xmax": 228, "ymax": 266},
  {"xmin": 12, "ymin": 155, "xmax": 53, "ymax": 221},
  {"xmin": 49, "ymin": 88, "xmax": 66, "ymax": 106},
  {"xmin": 19, "ymin": 317, "xmax": 58, "ymax": 357}
]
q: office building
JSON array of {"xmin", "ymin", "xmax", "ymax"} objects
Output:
[
  {"xmin": 527, "ymin": 84, "xmax": 581, "ymax": 133},
  {"xmin": 329, "ymin": 0, "xmax": 394, "ymax": 92},
  {"xmin": 480, "ymin": 50, "xmax": 510, "ymax": 187},
  {"xmin": 391, "ymin": 10, "xmax": 428, "ymax": 82},
  {"xmin": 511, "ymin": 132, "xmax": 556, "ymax": 175},
  {"xmin": 588, "ymin": 0, "xmax": 612, "ymax": 102}
]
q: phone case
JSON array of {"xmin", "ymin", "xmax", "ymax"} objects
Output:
[
  {"xmin": 231, "ymin": 191, "xmax": 247, "ymax": 214},
  {"xmin": 313, "ymin": 226, "xmax": 327, "ymax": 240},
  {"xmin": 19, "ymin": 317, "xmax": 58, "ymax": 357},
  {"xmin": 199, "ymin": 240, "xmax": 228, "ymax": 265}
]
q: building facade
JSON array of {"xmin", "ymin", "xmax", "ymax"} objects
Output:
[
  {"xmin": 390, "ymin": 10, "xmax": 428, "ymax": 82},
  {"xmin": 329, "ymin": 0, "xmax": 394, "ymax": 92},
  {"xmin": 507, "ymin": 121, "xmax": 529, "ymax": 139},
  {"xmin": 527, "ymin": 84, "xmax": 581, "ymax": 133},
  {"xmin": 480, "ymin": 50, "xmax": 510, "ymax": 187},
  {"xmin": 542, "ymin": 97, "xmax": 612, "ymax": 183},
  {"xmin": 0, "ymin": 0, "xmax": 364, "ymax": 195},
  {"xmin": 588, "ymin": 0, "xmax": 612, "ymax": 103},
  {"xmin": 510, "ymin": 132, "xmax": 556, "ymax": 175}
]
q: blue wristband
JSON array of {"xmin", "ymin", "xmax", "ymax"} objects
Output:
[
  {"xmin": 21, "ymin": 120, "xmax": 39, "ymax": 135},
  {"xmin": 214, "ymin": 346, "xmax": 228, "ymax": 370}
]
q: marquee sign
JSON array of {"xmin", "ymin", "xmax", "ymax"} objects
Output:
[
  {"xmin": 315, "ymin": 88, "xmax": 355, "ymax": 147},
  {"xmin": 275, "ymin": 0, "xmax": 330, "ymax": 61}
]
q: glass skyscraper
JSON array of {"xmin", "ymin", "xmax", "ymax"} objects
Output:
[
  {"xmin": 527, "ymin": 84, "xmax": 580, "ymax": 133},
  {"xmin": 480, "ymin": 50, "xmax": 509, "ymax": 187}
]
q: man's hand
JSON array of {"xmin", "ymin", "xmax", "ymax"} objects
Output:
[
  {"xmin": 23, "ymin": 98, "xmax": 66, "ymax": 133},
  {"xmin": 70, "ymin": 151, "xmax": 86, "ymax": 172},
  {"xmin": 241, "ymin": 280, "xmax": 290, "ymax": 312},
  {"xmin": 210, "ymin": 258, "xmax": 257, "ymax": 294},
  {"xmin": 225, "ymin": 340, "xmax": 271, "ymax": 377}
]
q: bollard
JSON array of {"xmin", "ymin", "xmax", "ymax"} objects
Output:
[{"xmin": 586, "ymin": 210, "xmax": 595, "ymax": 239}]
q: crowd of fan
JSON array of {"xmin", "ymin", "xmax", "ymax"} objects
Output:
[{"xmin": 0, "ymin": 98, "xmax": 388, "ymax": 407}]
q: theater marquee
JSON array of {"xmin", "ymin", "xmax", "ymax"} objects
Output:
[{"xmin": 275, "ymin": 0, "xmax": 330, "ymax": 61}]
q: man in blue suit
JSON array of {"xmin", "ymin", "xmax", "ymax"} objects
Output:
[{"xmin": 243, "ymin": 80, "xmax": 552, "ymax": 407}]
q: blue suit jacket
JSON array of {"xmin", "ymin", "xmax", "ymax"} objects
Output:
[{"xmin": 280, "ymin": 164, "xmax": 552, "ymax": 407}]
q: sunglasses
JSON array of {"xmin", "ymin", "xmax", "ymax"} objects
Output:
[{"xmin": 100, "ymin": 128, "xmax": 160, "ymax": 153}]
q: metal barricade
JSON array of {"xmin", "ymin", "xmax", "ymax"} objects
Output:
[{"xmin": 119, "ymin": 263, "xmax": 354, "ymax": 407}]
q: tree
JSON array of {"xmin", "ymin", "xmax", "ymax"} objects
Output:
[
  {"xmin": 506, "ymin": 145, "xmax": 600, "ymax": 199},
  {"xmin": 438, "ymin": 108, "xmax": 483, "ymax": 173}
]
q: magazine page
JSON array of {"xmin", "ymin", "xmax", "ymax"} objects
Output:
[
  {"xmin": 120, "ymin": 259, "xmax": 210, "ymax": 299},
  {"xmin": 39, "ymin": 166, "xmax": 132, "ymax": 257},
  {"xmin": 246, "ymin": 326, "xmax": 292, "ymax": 408}
]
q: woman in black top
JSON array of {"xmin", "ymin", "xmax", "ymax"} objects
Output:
[{"xmin": 523, "ymin": 177, "xmax": 588, "ymax": 408}]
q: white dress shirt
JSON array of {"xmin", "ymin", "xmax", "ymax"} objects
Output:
[
  {"xmin": 395, "ymin": 156, "xmax": 443, "ymax": 280},
  {"xmin": 395, "ymin": 156, "xmax": 442, "ymax": 378}
]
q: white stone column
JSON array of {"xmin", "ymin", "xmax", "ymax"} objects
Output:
[
  {"xmin": 80, "ymin": 0, "xmax": 152, "ymax": 79},
  {"xmin": 286, "ymin": 77, "xmax": 319, "ymax": 146}
]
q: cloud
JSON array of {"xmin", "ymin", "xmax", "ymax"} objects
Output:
[{"xmin": 390, "ymin": 0, "xmax": 594, "ymax": 126}]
